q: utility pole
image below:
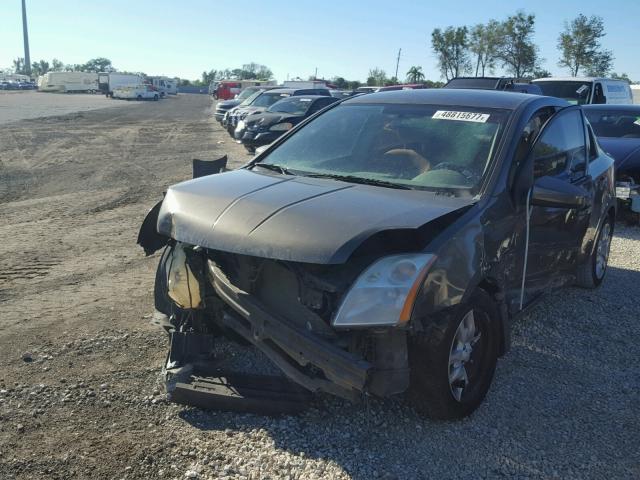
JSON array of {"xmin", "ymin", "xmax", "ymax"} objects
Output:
[
  {"xmin": 314, "ymin": 67, "xmax": 318, "ymax": 80},
  {"xmin": 22, "ymin": 0, "xmax": 31, "ymax": 76},
  {"xmin": 394, "ymin": 48, "xmax": 401, "ymax": 81}
]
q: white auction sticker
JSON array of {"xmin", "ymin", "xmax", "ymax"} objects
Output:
[{"xmin": 432, "ymin": 110, "xmax": 490, "ymax": 123}]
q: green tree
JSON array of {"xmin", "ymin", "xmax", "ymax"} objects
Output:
[
  {"xmin": 558, "ymin": 15, "xmax": 613, "ymax": 77},
  {"xmin": 332, "ymin": 76, "xmax": 348, "ymax": 89},
  {"xmin": 496, "ymin": 11, "xmax": 538, "ymax": 78},
  {"xmin": 532, "ymin": 67, "xmax": 552, "ymax": 78},
  {"xmin": 610, "ymin": 72, "xmax": 632, "ymax": 83},
  {"xmin": 51, "ymin": 58, "xmax": 64, "ymax": 72},
  {"xmin": 367, "ymin": 67, "xmax": 388, "ymax": 86},
  {"xmin": 469, "ymin": 20, "xmax": 501, "ymax": 77},
  {"xmin": 31, "ymin": 60, "xmax": 50, "ymax": 77},
  {"xmin": 81, "ymin": 58, "xmax": 114, "ymax": 73},
  {"xmin": 584, "ymin": 52, "xmax": 613, "ymax": 77},
  {"xmin": 406, "ymin": 66, "xmax": 425, "ymax": 83},
  {"xmin": 202, "ymin": 69, "xmax": 218, "ymax": 85},
  {"xmin": 431, "ymin": 26, "xmax": 471, "ymax": 81},
  {"xmin": 12, "ymin": 57, "xmax": 26, "ymax": 75}
]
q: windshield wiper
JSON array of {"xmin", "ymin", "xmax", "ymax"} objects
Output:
[
  {"xmin": 252, "ymin": 163, "xmax": 293, "ymax": 175},
  {"xmin": 304, "ymin": 173, "xmax": 411, "ymax": 190}
]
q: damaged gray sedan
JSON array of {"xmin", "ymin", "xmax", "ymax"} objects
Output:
[{"xmin": 139, "ymin": 89, "xmax": 615, "ymax": 419}]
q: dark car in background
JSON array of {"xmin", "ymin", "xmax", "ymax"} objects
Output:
[
  {"xmin": 584, "ymin": 104, "xmax": 640, "ymax": 218},
  {"xmin": 224, "ymin": 87, "xmax": 330, "ymax": 135},
  {"xmin": 140, "ymin": 89, "xmax": 615, "ymax": 419},
  {"xmin": 235, "ymin": 95, "xmax": 339, "ymax": 152},
  {"xmin": 444, "ymin": 77, "xmax": 542, "ymax": 95},
  {"xmin": 214, "ymin": 86, "xmax": 277, "ymax": 123}
]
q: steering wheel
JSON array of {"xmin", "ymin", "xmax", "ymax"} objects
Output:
[
  {"xmin": 383, "ymin": 148, "xmax": 431, "ymax": 175},
  {"xmin": 430, "ymin": 162, "xmax": 473, "ymax": 179}
]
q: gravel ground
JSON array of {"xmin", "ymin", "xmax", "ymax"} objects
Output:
[
  {"xmin": 0, "ymin": 91, "xmax": 141, "ymax": 125},
  {"xmin": 0, "ymin": 94, "xmax": 639, "ymax": 479}
]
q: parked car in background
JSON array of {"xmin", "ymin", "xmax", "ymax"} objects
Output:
[
  {"xmin": 584, "ymin": 104, "xmax": 640, "ymax": 218},
  {"xmin": 98, "ymin": 72, "xmax": 144, "ymax": 97},
  {"xmin": 212, "ymin": 80, "xmax": 277, "ymax": 100},
  {"xmin": 330, "ymin": 90, "xmax": 359, "ymax": 98},
  {"xmin": 355, "ymin": 86, "xmax": 379, "ymax": 94},
  {"xmin": 214, "ymin": 86, "xmax": 277, "ymax": 123},
  {"xmin": 444, "ymin": 77, "xmax": 542, "ymax": 95},
  {"xmin": 532, "ymin": 77, "xmax": 633, "ymax": 105},
  {"xmin": 38, "ymin": 72, "xmax": 99, "ymax": 93},
  {"xmin": 235, "ymin": 95, "xmax": 339, "ymax": 152},
  {"xmin": 112, "ymin": 84, "xmax": 160, "ymax": 101},
  {"xmin": 224, "ymin": 87, "xmax": 331, "ymax": 135},
  {"xmin": 139, "ymin": 89, "xmax": 615, "ymax": 420}
]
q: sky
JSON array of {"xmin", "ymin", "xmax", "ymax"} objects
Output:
[{"xmin": 1, "ymin": 0, "xmax": 639, "ymax": 83}]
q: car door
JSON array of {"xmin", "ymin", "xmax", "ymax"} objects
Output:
[{"xmin": 524, "ymin": 107, "xmax": 593, "ymax": 296}]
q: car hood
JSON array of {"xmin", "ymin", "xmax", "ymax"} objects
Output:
[
  {"xmin": 157, "ymin": 169, "xmax": 474, "ymax": 264},
  {"xmin": 245, "ymin": 112, "xmax": 298, "ymax": 128},
  {"xmin": 598, "ymin": 138, "xmax": 640, "ymax": 174},
  {"xmin": 216, "ymin": 99, "xmax": 240, "ymax": 109}
]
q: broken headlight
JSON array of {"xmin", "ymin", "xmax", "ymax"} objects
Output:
[
  {"xmin": 332, "ymin": 254, "xmax": 436, "ymax": 328},
  {"xmin": 166, "ymin": 244, "xmax": 202, "ymax": 309}
]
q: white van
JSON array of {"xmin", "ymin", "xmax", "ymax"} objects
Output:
[
  {"xmin": 98, "ymin": 72, "xmax": 144, "ymax": 97},
  {"xmin": 532, "ymin": 77, "xmax": 633, "ymax": 105},
  {"xmin": 631, "ymin": 85, "xmax": 640, "ymax": 104}
]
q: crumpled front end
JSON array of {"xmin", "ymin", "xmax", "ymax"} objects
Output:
[{"xmin": 155, "ymin": 242, "xmax": 412, "ymax": 401}]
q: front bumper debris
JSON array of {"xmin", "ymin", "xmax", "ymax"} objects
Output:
[{"xmin": 208, "ymin": 260, "xmax": 371, "ymax": 401}]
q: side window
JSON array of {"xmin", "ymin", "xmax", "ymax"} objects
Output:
[
  {"xmin": 585, "ymin": 121, "xmax": 599, "ymax": 162},
  {"xmin": 532, "ymin": 110, "xmax": 586, "ymax": 179}
]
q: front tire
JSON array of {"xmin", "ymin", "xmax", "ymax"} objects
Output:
[
  {"xmin": 576, "ymin": 216, "xmax": 613, "ymax": 288},
  {"xmin": 408, "ymin": 290, "xmax": 500, "ymax": 419}
]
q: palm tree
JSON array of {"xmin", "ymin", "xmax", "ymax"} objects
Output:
[{"xmin": 406, "ymin": 66, "xmax": 425, "ymax": 83}]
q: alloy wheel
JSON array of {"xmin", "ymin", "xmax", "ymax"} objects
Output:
[
  {"xmin": 595, "ymin": 223, "xmax": 612, "ymax": 280},
  {"xmin": 448, "ymin": 310, "xmax": 483, "ymax": 402}
]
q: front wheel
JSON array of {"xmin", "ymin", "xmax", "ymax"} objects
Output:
[
  {"xmin": 408, "ymin": 290, "xmax": 500, "ymax": 419},
  {"xmin": 154, "ymin": 95, "xmax": 159, "ymax": 101},
  {"xmin": 576, "ymin": 216, "xmax": 613, "ymax": 288}
]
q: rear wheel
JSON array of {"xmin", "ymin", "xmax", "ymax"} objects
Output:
[
  {"xmin": 576, "ymin": 216, "xmax": 613, "ymax": 288},
  {"xmin": 408, "ymin": 290, "xmax": 500, "ymax": 419},
  {"xmin": 137, "ymin": 95, "xmax": 143, "ymax": 101},
  {"xmin": 154, "ymin": 94, "xmax": 159, "ymax": 101}
]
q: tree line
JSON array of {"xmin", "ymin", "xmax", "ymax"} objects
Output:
[
  {"xmin": 430, "ymin": 11, "xmax": 630, "ymax": 82},
  {"xmin": 10, "ymin": 57, "xmax": 116, "ymax": 77}
]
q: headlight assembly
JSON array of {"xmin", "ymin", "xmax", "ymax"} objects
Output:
[
  {"xmin": 332, "ymin": 254, "xmax": 436, "ymax": 328},
  {"xmin": 166, "ymin": 245, "xmax": 202, "ymax": 309},
  {"xmin": 269, "ymin": 122, "xmax": 293, "ymax": 132}
]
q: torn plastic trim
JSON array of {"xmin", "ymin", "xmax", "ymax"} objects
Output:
[{"xmin": 137, "ymin": 200, "xmax": 169, "ymax": 256}]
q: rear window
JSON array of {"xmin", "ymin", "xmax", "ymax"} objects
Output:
[
  {"xmin": 584, "ymin": 110, "xmax": 640, "ymax": 138},
  {"xmin": 534, "ymin": 81, "xmax": 592, "ymax": 105}
]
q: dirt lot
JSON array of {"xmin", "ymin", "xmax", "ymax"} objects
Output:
[
  {"xmin": 0, "ymin": 93, "xmax": 638, "ymax": 480},
  {"xmin": 0, "ymin": 91, "xmax": 143, "ymax": 125}
]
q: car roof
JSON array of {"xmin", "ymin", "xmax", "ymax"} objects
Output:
[
  {"xmin": 533, "ymin": 77, "xmax": 627, "ymax": 83},
  {"xmin": 275, "ymin": 95, "xmax": 330, "ymax": 100},
  {"xmin": 343, "ymin": 88, "xmax": 547, "ymax": 110},
  {"xmin": 266, "ymin": 88, "xmax": 327, "ymax": 94},
  {"xmin": 582, "ymin": 104, "xmax": 640, "ymax": 111}
]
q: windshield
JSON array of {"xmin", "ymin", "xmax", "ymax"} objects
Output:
[
  {"xmin": 585, "ymin": 109, "xmax": 640, "ymax": 138},
  {"xmin": 237, "ymin": 87, "xmax": 259, "ymax": 101},
  {"xmin": 240, "ymin": 91, "xmax": 262, "ymax": 106},
  {"xmin": 259, "ymin": 103, "xmax": 508, "ymax": 193},
  {"xmin": 534, "ymin": 80, "xmax": 592, "ymax": 104},
  {"xmin": 251, "ymin": 92, "xmax": 291, "ymax": 108},
  {"xmin": 267, "ymin": 97, "xmax": 313, "ymax": 115}
]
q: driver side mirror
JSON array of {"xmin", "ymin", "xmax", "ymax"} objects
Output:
[{"xmin": 531, "ymin": 176, "xmax": 587, "ymax": 208}]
